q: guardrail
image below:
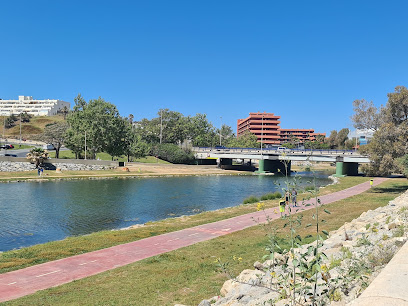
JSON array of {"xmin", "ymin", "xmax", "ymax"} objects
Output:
[{"xmin": 193, "ymin": 147, "xmax": 361, "ymax": 156}]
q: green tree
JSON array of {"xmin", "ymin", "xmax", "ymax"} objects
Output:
[
  {"xmin": 42, "ymin": 122, "xmax": 69, "ymax": 158},
  {"xmin": 399, "ymin": 154, "xmax": 408, "ymax": 178},
  {"xmin": 327, "ymin": 130, "xmax": 338, "ymax": 149},
  {"xmin": 158, "ymin": 109, "xmax": 188, "ymax": 144},
  {"xmin": 20, "ymin": 112, "xmax": 31, "ymax": 123},
  {"xmin": 356, "ymin": 86, "xmax": 408, "ymax": 176},
  {"xmin": 5, "ymin": 117, "xmax": 15, "ymax": 129},
  {"xmin": 227, "ymin": 130, "xmax": 260, "ymax": 148},
  {"xmin": 386, "ymin": 85, "xmax": 408, "ymax": 125},
  {"xmin": 351, "ymin": 99, "xmax": 384, "ymax": 131},
  {"xmin": 187, "ymin": 113, "xmax": 216, "ymax": 147},
  {"xmin": 335, "ymin": 128, "xmax": 349, "ymax": 149},
  {"xmin": 135, "ymin": 118, "xmax": 160, "ymax": 144},
  {"xmin": 66, "ymin": 94, "xmax": 129, "ymax": 159},
  {"xmin": 58, "ymin": 106, "xmax": 70, "ymax": 120}
]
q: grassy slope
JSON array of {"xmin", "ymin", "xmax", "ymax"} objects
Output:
[
  {"xmin": 0, "ymin": 115, "xmax": 66, "ymax": 138},
  {"xmin": 3, "ymin": 177, "xmax": 407, "ymax": 305}
]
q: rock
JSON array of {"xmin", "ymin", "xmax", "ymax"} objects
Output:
[
  {"xmin": 253, "ymin": 261, "xmax": 264, "ymax": 270},
  {"xmin": 237, "ymin": 269, "xmax": 265, "ymax": 285},
  {"xmin": 342, "ymin": 240, "xmax": 354, "ymax": 248},
  {"xmin": 220, "ymin": 279, "xmax": 239, "ymax": 296},
  {"xmin": 205, "ymin": 189, "xmax": 408, "ymax": 306},
  {"xmin": 198, "ymin": 300, "xmax": 211, "ymax": 306},
  {"xmin": 388, "ymin": 222, "xmax": 397, "ymax": 230}
]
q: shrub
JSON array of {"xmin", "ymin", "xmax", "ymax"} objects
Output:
[
  {"xmin": 393, "ymin": 225, "xmax": 405, "ymax": 237},
  {"xmin": 260, "ymin": 191, "xmax": 282, "ymax": 201},
  {"xmin": 150, "ymin": 143, "xmax": 194, "ymax": 164},
  {"xmin": 243, "ymin": 195, "xmax": 259, "ymax": 204},
  {"xmin": 303, "ymin": 185, "xmax": 316, "ymax": 192}
]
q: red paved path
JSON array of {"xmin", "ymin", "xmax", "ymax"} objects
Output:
[{"xmin": 0, "ymin": 178, "xmax": 389, "ymax": 302}]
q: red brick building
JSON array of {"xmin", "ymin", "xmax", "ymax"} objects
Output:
[
  {"xmin": 237, "ymin": 112, "xmax": 325, "ymax": 145},
  {"xmin": 237, "ymin": 112, "xmax": 281, "ymax": 145},
  {"xmin": 279, "ymin": 129, "xmax": 326, "ymax": 144}
]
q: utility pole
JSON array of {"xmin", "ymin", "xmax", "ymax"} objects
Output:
[
  {"xmin": 84, "ymin": 131, "xmax": 87, "ymax": 160},
  {"xmin": 159, "ymin": 109, "xmax": 163, "ymax": 144},
  {"xmin": 219, "ymin": 116, "xmax": 222, "ymax": 146},
  {"xmin": 2, "ymin": 116, "xmax": 5, "ymax": 145},
  {"xmin": 261, "ymin": 115, "xmax": 264, "ymax": 158},
  {"xmin": 19, "ymin": 113, "xmax": 22, "ymax": 147}
]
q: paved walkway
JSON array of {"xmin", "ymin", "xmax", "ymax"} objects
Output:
[{"xmin": 0, "ymin": 178, "xmax": 389, "ymax": 302}]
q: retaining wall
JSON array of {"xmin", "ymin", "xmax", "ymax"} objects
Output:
[{"xmin": 0, "ymin": 157, "xmax": 119, "ymax": 172}]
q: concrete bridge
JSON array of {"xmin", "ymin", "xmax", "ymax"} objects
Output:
[{"xmin": 193, "ymin": 147, "xmax": 370, "ymax": 176}]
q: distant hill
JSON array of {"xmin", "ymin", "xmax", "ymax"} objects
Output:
[{"xmin": 0, "ymin": 115, "xmax": 66, "ymax": 139}]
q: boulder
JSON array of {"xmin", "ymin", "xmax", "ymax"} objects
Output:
[{"xmin": 220, "ymin": 279, "xmax": 239, "ymax": 296}]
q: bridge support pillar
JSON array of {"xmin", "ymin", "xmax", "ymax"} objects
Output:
[
  {"xmin": 258, "ymin": 159, "xmax": 291, "ymax": 175},
  {"xmin": 335, "ymin": 162, "xmax": 359, "ymax": 177},
  {"xmin": 217, "ymin": 158, "xmax": 232, "ymax": 168}
]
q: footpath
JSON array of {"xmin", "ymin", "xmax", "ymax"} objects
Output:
[{"xmin": 0, "ymin": 178, "xmax": 389, "ymax": 303}]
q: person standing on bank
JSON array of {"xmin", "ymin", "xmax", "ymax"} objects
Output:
[
  {"xmin": 285, "ymin": 191, "xmax": 290, "ymax": 206},
  {"xmin": 292, "ymin": 188, "xmax": 298, "ymax": 207},
  {"xmin": 279, "ymin": 200, "xmax": 286, "ymax": 217}
]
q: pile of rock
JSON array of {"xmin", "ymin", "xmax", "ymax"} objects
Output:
[
  {"xmin": 0, "ymin": 161, "xmax": 111, "ymax": 172},
  {"xmin": 49, "ymin": 163, "xmax": 110, "ymax": 171},
  {"xmin": 198, "ymin": 190, "xmax": 408, "ymax": 306},
  {"xmin": 0, "ymin": 161, "xmax": 36, "ymax": 172}
]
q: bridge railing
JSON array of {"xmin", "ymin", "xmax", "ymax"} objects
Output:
[{"xmin": 193, "ymin": 147, "xmax": 359, "ymax": 155}]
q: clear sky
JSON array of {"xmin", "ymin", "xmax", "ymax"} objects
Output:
[{"xmin": 1, "ymin": 1, "xmax": 407, "ymax": 135}]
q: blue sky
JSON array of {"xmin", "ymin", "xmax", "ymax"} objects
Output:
[{"xmin": 1, "ymin": 1, "xmax": 407, "ymax": 135}]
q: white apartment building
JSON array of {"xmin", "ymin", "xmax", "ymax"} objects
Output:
[{"xmin": 0, "ymin": 96, "xmax": 71, "ymax": 116}]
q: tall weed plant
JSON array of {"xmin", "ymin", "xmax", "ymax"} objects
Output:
[{"xmin": 216, "ymin": 155, "xmax": 335, "ymax": 305}]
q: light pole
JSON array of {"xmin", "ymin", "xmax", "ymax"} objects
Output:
[
  {"xmin": 219, "ymin": 116, "xmax": 222, "ymax": 146},
  {"xmin": 2, "ymin": 115, "xmax": 5, "ymax": 145},
  {"xmin": 260, "ymin": 115, "xmax": 264, "ymax": 158},
  {"xmin": 84, "ymin": 130, "xmax": 87, "ymax": 160},
  {"xmin": 19, "ymin": 113, "xmax": 22, "ymax": 147},
  {"xmin": 160, "ymin": 109, "xmax": 163, "ymax": 144}
]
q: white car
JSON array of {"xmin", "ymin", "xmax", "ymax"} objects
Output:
[{"xmin": 277, "ymin": 147, "xmax": 290, "ymax": 152}]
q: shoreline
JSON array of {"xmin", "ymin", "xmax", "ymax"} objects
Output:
[{"xmin": 0, "ymin": 163, "xmax": 336, "ymax": 183}]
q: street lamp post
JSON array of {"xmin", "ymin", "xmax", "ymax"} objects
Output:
[
  {"xmin": 84, "ymin": 131, "xmax": 87, "ymax": 160},
  {"xmin": 260, "ymin": 115, "xmax": 264, "ymax": 158},
  {"xmin": 160, "ymin": 109, "xmax": 163, "ymax": 144},
  {"xmin": 19, "ymin": 113, "xmax": 22, "ymax": 147},
  {"xmin": 219, "ymin": 116, "xmax": 222, "ymax": 146}
]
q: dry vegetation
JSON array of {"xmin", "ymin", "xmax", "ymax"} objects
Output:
[{"xmin": 0, "ymin": 115, "xmax": 65, "ymax": 138}]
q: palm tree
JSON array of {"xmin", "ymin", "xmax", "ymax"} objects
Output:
[
  {"xmin": 26, "ymin": 148, "xmax": 49, "ymax": 168},
  {"xmin": 128, "ymin": 114, "xmax": 134, "ymax": 124},
  {"xmin": 61, "ymin": 106, "xmax": 69, "ymax": 120}
]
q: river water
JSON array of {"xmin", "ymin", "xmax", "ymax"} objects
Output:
[{"xmin": 0, "ymin": 172, "xmax": 331, "ymax": 251}]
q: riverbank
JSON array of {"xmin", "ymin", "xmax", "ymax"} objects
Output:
[
  {"xmin": 0, "ymin": 176, "xmax": 363, "ymax": 274},
  {"xmin": 0, "ymin": 164, "xmax": 245, "ymax": 183},
  {"xmin": 204, "ymin": 184, "xmax": 408, "ymax": 305},
  {"xmin": 0, "ymin": 161, "xmax": 336, "ymax": 183},
  {"xmin": 2, "ymin": 177, "xmax": 406, "ymax": 305}
]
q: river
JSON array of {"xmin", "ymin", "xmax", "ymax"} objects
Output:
[{"xmin": 0, "ymin": 172, "xmax": 331, "ymax": 251}]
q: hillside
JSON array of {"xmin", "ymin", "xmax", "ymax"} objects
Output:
[{"xmin": 0, "ymin": 115, "xmax": 66, "ymax": 139}]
